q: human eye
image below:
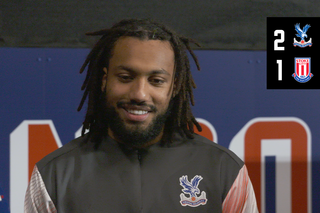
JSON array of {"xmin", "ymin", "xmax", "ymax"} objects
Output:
[
  {"xmin": 117, "ymin": 74, "xmax": 133, "ymax": 83},
  {"xmin": 149, "ymin": 77, "xmax": 166, "ymax": 86}
]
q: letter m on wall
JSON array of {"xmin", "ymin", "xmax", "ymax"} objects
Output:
[{"xmin": 10, "ymin": 120, "xmax": 62, "ymax": 213}]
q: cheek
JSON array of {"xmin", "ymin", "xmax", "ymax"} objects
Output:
[
  {"xmin": 105, "ymin": 87, "xmax": 122, "ymax": 107},
  {"xmin": 153, "ymin": 92, "xmax": 172, "ymax": 109},
  {"xmin": 105, "ymin": 80, "xmax": 128, "ymax": 101}
]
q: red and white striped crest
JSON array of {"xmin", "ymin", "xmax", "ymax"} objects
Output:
[{"xmin": 295, "ymin": 58, "xmax": 310, "ymax": 78}]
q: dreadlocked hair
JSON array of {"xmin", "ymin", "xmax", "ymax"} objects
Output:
[{"xmin": 77, "ymin": 18, "xmax": 202, "ymax": 144}]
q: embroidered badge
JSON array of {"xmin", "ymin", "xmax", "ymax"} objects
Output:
[{"xmin": 179, "ymin": 175, "xmax": 207, "ymax": 207}]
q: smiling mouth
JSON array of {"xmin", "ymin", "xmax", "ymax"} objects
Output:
[
  {"xmin": 127, "ymin": 109, "xmax": 149, "ymax": 115},
  {"xmin": 117, "ymin": 101, "xmax": 157, "ymax": 122},
  {"xmin": 121, "ymin": 108, "xmax": 150, "ymax": 122},
  {"xmin": 118, "ymin": 102, "xmax": 156, "ymax": 114}
]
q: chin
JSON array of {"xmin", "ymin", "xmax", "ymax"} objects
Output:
[{"xmin": 124, "ymin": 122, "xmax": 149, "ymax": 132}]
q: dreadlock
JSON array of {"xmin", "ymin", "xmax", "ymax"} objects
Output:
[{"xmin": 77, "ymin": 18, "xmax": 202, "ymax": 144}]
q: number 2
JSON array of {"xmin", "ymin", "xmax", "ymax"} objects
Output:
[{"xmin": 274, "ymin": 30, "xmax": 285, "ymax": 51}]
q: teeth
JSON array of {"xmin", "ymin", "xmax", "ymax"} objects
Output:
[{"xmin": 127, "ymin": 110, "xmax": 148, "ymax": 115}]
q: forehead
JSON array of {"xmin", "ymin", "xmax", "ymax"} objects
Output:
[{"xmin": 109, "ymin": 37, "xmax": 175, "ymax": 74}]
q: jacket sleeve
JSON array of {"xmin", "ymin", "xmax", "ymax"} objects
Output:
[
  {"xmin": 24, "ymin": 165, "xmax": 57, "ymax": 213},
  {"xmin": 222, "ymin": 165, "xmax": 259, "ymax": 213}
]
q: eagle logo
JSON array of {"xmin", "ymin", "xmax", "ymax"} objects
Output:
[
  {"xmin": 293, "ymin": 23, "xmax": 312, "ymax": 47},
  {"xmin": 179, "ymin": 175, "xmax": 207, "ymax": 207}
]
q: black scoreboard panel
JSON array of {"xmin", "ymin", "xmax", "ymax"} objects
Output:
[{"xmin": 267, "ymin": 17, "xmax": 319, "ymax": 89}]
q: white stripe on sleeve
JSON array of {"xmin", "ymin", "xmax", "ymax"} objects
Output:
[{"xmin": 24, "ymin": 165, "xmax": 57, "ymax": 213}]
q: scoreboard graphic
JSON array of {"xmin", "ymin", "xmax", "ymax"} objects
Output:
[{"xmin": 267, "ymin": 17, "xmax": 319, "ymax": 89}]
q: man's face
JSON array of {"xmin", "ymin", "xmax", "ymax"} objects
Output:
[{"xmin": 101, "ymin": 37, "xmax": 175, "ymax": 146}]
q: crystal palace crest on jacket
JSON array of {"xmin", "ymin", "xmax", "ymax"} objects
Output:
[
  {"xmin": 179, "ymin": 175, "xmax": 207, "ymax": 207},
  {"xmin": 293, "ymin": 23, "xmax": 312, "ymax": 48}
]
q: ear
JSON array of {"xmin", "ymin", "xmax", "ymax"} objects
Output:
[{"xmin": 101, "ymin": 67, "xmax": 108, "ymax": 92}]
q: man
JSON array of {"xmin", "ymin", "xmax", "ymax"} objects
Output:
[{"xmin": 25, "ymin": 19, "xmax": 258, "ymax": 212}]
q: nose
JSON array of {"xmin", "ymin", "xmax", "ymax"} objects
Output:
[{"xmin": 128, "ymin": 78, "xmax": 149, "ymax": 103}]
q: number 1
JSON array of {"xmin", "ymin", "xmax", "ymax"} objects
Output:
[{"xmin": 277, "ymin": 60, "xmax": 282, "ymax": 81}]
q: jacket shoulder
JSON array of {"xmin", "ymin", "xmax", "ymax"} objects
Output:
[
  {"xmin": 190, "ymin": 133, "xmax": 244, "ymax": 168},
  {"xmin": 36, "ymin": 135, "xmax": 87, "ymax": 171}
]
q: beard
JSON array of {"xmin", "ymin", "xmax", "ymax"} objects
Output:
[{"xmin": 101, "ymin": 99, "xmax": 172, "ymax": 147}]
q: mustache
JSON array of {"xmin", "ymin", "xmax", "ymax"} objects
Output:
[{"xmin": 117, "ymin": 100, "xmax": 157, "ymax": 112}]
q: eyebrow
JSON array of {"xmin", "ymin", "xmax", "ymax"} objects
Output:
[{"xmin": 117, "ymin": 65, "xmax": 171, "ymax": 76}]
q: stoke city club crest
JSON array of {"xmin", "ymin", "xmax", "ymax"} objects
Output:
[{"xmin": 292, "ymin": 58, "xmax": 313, "ymax": 83}]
